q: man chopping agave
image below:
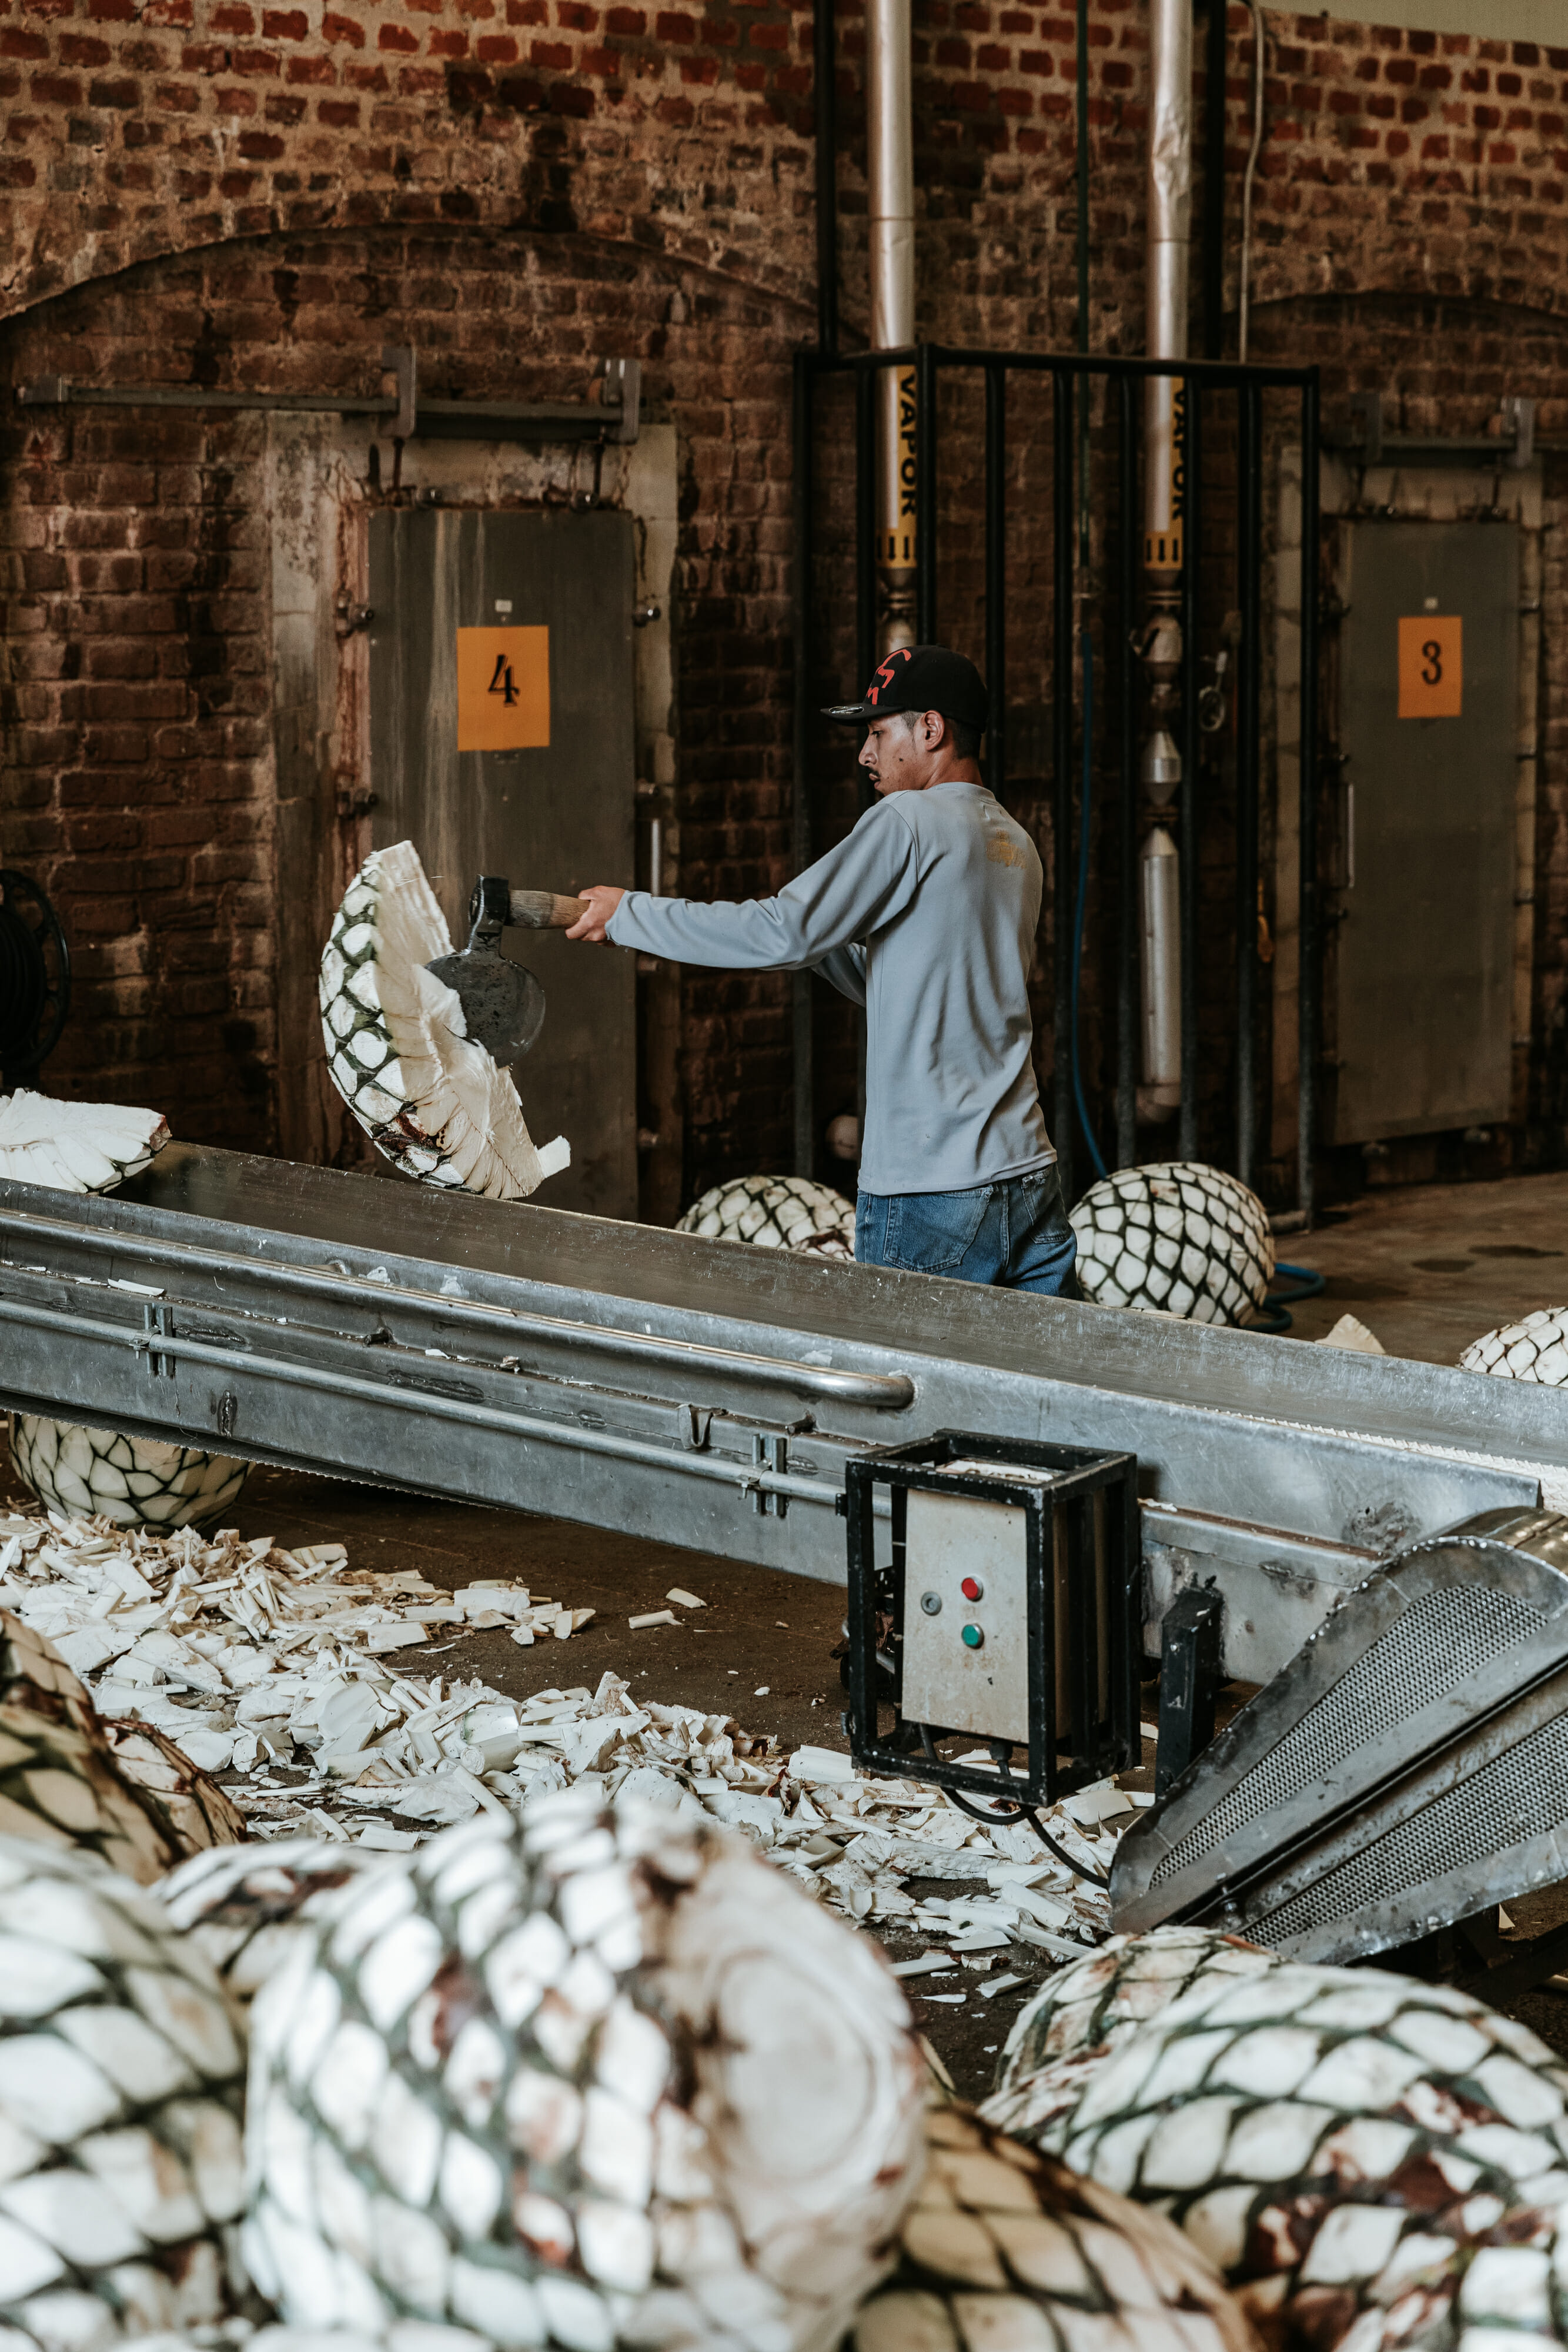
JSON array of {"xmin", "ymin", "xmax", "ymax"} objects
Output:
[{"xmin": 567, "ymin": 646, "xmax": 1078, "ymax": 1297}]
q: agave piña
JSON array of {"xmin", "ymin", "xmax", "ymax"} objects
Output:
[
  {"xmin": 677, "ymin": 1175, "xmax": 855, "ymax": 1259},
  {"xmin": 243, "ymin": 1790, "xmax": 924, "ymax": 2350},
  {"xmin": 1069, "ymin": 1165, "xmax": 1273, "ymax": 1325}
]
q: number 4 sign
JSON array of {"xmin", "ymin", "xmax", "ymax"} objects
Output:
[
  {"xmin": 456, "ymin": 626, "xmax": 550, "ymax": 750},
  {"xmin": 1398, "ymin": 614, "xmax": 1462, "ymax": 719}
]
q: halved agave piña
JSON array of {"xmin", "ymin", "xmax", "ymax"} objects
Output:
[
  {"xmin": 0, "ymin": 1837, "xmax": 249, "ymax": 2351},
  {"xmin": 243, "ymin": 1789, "xmax": 925, "ymax": 2351},
  {"xmin": 9, "ymin": 1416, "xmax": 250, "ymax": 1532},
  {"xmin": 0, "ymin": 1090, "xmax": 169, "ymax": 1196},
  {"xmin": 319, "ymin": 840, "xmax": 569, "ymax": 1201},
  {"xmin": 849, "ymin": 2103, "xmax": 1260, "ymax": 2352}
]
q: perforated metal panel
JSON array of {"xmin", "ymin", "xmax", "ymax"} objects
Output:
[
  {"xmin": 1114, "ymin": 1511, "xmax": 1568, "ymax": 1963},
  {"xmin": 1251, "ymin": 1699, "xmax": 1568, "ymax": 1950},
  {"xmin": 1149, "ymin": 1582, "xmax": 1544, "ymax": 1887}
]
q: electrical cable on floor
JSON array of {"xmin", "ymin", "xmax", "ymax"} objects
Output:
[
  {"xmin": 1071, "ymin": 626, "xmax": 1109, "ymax": 1184},
  {"xmin": 1251, "ymin": 1259, "xmax": 1326, "ymax": 1334},
  {"xmin": 919, "ymin": 1726, "xmax": 1110, "ymax": 1887}
]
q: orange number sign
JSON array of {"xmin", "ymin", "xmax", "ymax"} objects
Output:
[
  {"xmin": 456, "ymin": 626, "xmax": 550, "ymax": 751},
  {"xmin": 1398, "ymin": 614, "xmax": 1462, "ymax": 719}
]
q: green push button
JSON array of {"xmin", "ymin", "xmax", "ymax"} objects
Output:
[{"xmin": 961, "ymin": 1623, "xmax": 984, "ymax": 1649}]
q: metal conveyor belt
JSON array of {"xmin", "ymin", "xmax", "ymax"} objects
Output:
[{"xmin": 2, "ymin": 1146, "xmax": 1562, "ymax": 1680}]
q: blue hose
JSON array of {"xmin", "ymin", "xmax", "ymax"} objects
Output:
[
  {"xmin": 1252, "ymin": 1260, "xmax": 1327, "ymax": 1335},
  {"xmin": 1071, "ymin": 626, "xmax": 1108, "ymax": 1184}
]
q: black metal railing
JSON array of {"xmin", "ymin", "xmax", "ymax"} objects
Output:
[{"xmin": 791, "ymin": 341, "xmax": 1322, "ymax": 1217}]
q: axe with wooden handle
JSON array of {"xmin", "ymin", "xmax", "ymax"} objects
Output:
[{"xmin": 424, "ymin": 874, "xmax": 589, "ymax": 1065}]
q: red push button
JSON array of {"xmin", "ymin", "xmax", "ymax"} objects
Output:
[{"xmin": 960, "ymin": 1576, "xmax": 984, "ymax": 1602}]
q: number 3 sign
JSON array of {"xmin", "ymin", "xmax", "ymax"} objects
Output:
[{"xmin": 1398, "ymin": 614, "xmax": 1463, "ymax": 719}]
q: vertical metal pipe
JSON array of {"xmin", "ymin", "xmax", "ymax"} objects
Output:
[
  {"xmin": 1054, "ymin": 370, "xmax": 1076, "ymax": 1205},
  {"xmin": 985, "ymin": 364, "xmax": 1007, "ymax": 798},
  {"xmin": 1235, "ymin": 379, "xmax": 1261, "ymax": 1187},
  {"xmin": 854, "ymin": 360, "xmax": 877, "ymax": 1132},
  {"xmin": 855, "ymin": 363, "xmax": 877, "ymax": 771},
  {"xmin": 1117, "ymin": 375, "xmax": 1138, "ymax": 1170},
  {"xmin": 1297, "ymin": 371, "xmax": 1321, "ymax": 1221},
  {"xmin": 1138, "ymin": 0, "xmax": 1192, "ymax": 1131},
  {"xmin": 1144, "ymin": 0, "xmax": 1193, "ymax": 571},
  {"xmin": 815, "ymin": 0, "xmax": 838, "ymax": 351},
  {"xmin": 917, "ymin": 340, "xmax": 938, "ymax": 644},
  {"xmin": 791, "ymin": 350, "xmax": 816, "ymax": 1180},
  {"xmin": 1201, "ymin": 0, "xmax": 1226, "ymax": 359},
  {"xmin": 1178, "ymin": 377, "xmax": 1201, "ymax": 1162},
  {"xmin": 868, "ymin": 0, "xmax": 917, "ymax": 651}
]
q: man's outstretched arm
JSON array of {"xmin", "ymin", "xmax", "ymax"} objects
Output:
[{"xmin": 564, "ymin": 799, "xmax": 917, "ymax": 971}]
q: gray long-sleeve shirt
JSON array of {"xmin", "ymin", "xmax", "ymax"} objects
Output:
[{"xmin": 607, "ymin": 780, "xmax": 1054, "ymax": 1195}]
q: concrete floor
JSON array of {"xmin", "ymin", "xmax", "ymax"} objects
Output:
[
  {"xmin": 1271, "ymin": 1169, "xmax": 1568, "ymax": 1364},
  {"xmin": 10, "ymin": 1167, "xmax": 1568, "ymax": 2094}
]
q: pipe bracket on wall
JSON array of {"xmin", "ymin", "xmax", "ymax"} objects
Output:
[{"xmin": 18, "ymin": 349, "xmax": 643, "ymax": 447}]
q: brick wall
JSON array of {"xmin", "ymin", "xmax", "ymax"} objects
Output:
[{"xmin": 2, "ymin": 0, "xmax": 1567, "ymax": 1199}]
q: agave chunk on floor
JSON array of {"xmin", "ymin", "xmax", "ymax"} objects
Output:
[{"xmin": 319, "ymin": 838, "xmax": 569, "ymax": 1201}]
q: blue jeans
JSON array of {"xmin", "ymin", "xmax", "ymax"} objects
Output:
[{"xmin": 855, "ymin": 1165, "xmax": 1079, "ymax": 1295}]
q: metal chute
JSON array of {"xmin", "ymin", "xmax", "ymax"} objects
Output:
[{"xmin": 1115, "ymin": 1506, "xmax": 1568, "ymax": 1975}]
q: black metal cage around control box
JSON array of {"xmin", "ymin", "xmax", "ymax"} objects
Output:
[{"xmin": 844, "ymin": 1430, "xmax": 1140, "ymax": 1810}]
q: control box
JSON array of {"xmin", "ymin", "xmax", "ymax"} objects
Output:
[
  {"xmin": 843, "ymin": 1431, "xmax": 1139, "ymax": 1810},
  {"xmin": 901, "ymin": 1474, "xmax": 1033, "ymax": 1743}
]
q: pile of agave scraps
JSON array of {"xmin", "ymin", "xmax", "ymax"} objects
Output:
[
  {"xmin": 0, "ymin": 1509, "xmax": 594, "ymax": 1849},
  {"xmin": 0, "ymin": 1505, "xmax": 1135, "ymax": 1956}
]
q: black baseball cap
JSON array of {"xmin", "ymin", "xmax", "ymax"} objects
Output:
[{"xmin": 823, "ymin": 644, "xmax": 988, "ymax": 734}]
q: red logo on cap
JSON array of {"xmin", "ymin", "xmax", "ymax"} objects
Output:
[{"xmin": 865, "ymin": 648, "xmax": 912, "ymax": 707}]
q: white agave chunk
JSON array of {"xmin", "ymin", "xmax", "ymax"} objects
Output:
[
  {"xmin": 319, "ymin": 840, "xmax": 569, "ymax": 1202},
  {"xmin": 244, "ymin": 1795, "xmax": 926, "ymax": 2352},
  {"xmin": 0, "ymin": 1091, "xmax": 169, "ymax": 1197}
]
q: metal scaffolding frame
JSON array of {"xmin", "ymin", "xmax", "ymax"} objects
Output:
[{"xmin": 792, "ymin": 340, "xmax": 1322, "ymax": 1216}]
